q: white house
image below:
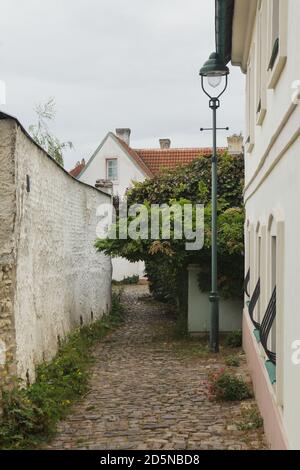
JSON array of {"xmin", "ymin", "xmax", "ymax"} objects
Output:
[
  {"xmin": 72, "ymin": 128, "xmax": 242, "ymax": 281},
  {"xmin": 215, "ymin": 0, "xmax": 300, "ymax": 450},
  {"xmin": 73, "ymin": 129, "xmax": 150, "ymax": 281}
]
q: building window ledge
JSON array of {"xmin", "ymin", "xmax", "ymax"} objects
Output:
[
  {"xmin": 256, "ymin": 99, "xmax": 267, "ymax": 126},
  {"xmin": 267, "ymin": 42, "xmax": 287, "ymax": 90},
  {"xmin": 246, "ymin": 141, "xmax": 254, "ymax": 154}
]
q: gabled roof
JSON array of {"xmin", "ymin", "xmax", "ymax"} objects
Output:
[
  {"xmin": 114, "ymin": 135, "xmax": 154, "ymax": 178},
  {"xmin": 74, "ymin": 132, "xmax": 154, "ymax": 179},
  {"xmin": 70, "ymin": 130, "xmax": 228, "ymax": 179}
]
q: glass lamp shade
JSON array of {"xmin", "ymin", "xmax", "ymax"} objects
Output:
[{"xmin": 207, "ymin": 75, "xmax": 222, "ymax": 88}]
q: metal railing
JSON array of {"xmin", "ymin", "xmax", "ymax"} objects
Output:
[
  {"xmin": 260, "ymin": 287, "xmax": 277, "ymax": 365},
  {"xmin": 244, "ymin": 268, "xmax": 250, "ymax": 297},
  {"xmin": 248, "ymin": 278, "xmax": 261, "ymax": 330}
]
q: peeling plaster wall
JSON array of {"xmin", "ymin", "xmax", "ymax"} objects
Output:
[
  {"xmin": 0, "ymin": 118, "xmax": 112, "ymax": 386},
  {"xmin": 0, "ymin": 120, "xmax": 17, "ymax": 387}
]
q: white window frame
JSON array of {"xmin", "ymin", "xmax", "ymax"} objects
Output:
[
  {"xmin": 106, "ymin": 158, "xmax": 118, "ymax": 182},
  {"xmin": 267, "ymin": 0, "xmax": 288, "ymax": 89}
]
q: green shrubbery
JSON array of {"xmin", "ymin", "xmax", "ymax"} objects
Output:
[
  {"xmin": 95, "ymin": 152, "xmax": 245, "ymax": 328},
  {"xmin": 207, "ymin": 369, "xmax": 252, "ymax": 402},
  {"xmin": 0, "ymin": 292, "xmax": 124, "ymax": 450},
  {"xmin": 112, "ymin": 275, "xmax": 139, "ymax": 285},
  {"xmin": 225, "ymin": 330, "xmax": 243, "ymax": 348}
]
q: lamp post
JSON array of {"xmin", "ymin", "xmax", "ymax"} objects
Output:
[{"xmin": 199, "ymin": 52, "xmax": 229, "ymax": 353}]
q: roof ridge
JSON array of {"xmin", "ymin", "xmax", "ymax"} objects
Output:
[
  {"xmin": 135, "ymin": 147, "xmax": 227, "ymax": 151},
  {"xmin": 114, "ymin": 135, "xmax": 154, "ymax": 177}
]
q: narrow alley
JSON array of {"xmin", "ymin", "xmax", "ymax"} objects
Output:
[{"xmin": 46, "ymin": 286, "xmax": 266, "ymax": 450}]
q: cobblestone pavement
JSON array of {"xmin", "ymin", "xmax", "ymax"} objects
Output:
[{"xmin": 46, "ymin": 285, "xmax": 267, "ymax": 450}]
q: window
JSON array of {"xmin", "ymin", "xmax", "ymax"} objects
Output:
[
  {"xmin": 267, "ymin": 0, "xmax": 288, "ymax": 89},
  {"xmin": 256, "ymin": 0, "xmax": 267, "ymax": 125},
  {"xmin": 268, "ymin": 0, "xmax": 280, "ymax": 71},
  {"xmin": 107, "ymin": 159, "xmax": 118, "ymax": 181}
]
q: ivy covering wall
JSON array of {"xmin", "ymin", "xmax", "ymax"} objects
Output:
[{"xmin": 96, "ymin": 152, "xmax": 244, "ymax": 318}]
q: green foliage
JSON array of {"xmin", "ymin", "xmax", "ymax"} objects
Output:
[
  {"xmin": 29, "ymin": 98, "xmax": 73, "ymax": 167},
  {"xmin": 126, "ymin": 151, "xmax": 244, "ymax": 209},
  {"xmin": 225, "ymin": 330, "xmax": 243, "ymax": 348},
  {"xmin": 238, "ymin": 405, "xmax": 264, "ymax": 431},
  {"xmin": 146, "ymin": 258, "xmax": 178, "ymax": 303},
  {"xmin": 95, "ymin": 152, "xmax": 244, "ymax": 326},
  {"xmin": 112, "ymin": 275, "xmax": 139, "ymax": 285},
  {"xmin": 207, "ymin": 369, "xmax": 252, "ymax": 402},
  {"xmin": 225, "ymin": 355, "xmax": 240, "ymax": 367},
  {"xmin": 0, "ymin": 293, "xmax": 123, "ymax": 450}
]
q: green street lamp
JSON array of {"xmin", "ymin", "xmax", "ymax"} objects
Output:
[{"xmin": 199, "ymin": 52, "xmax": 229, "ymax": 353}]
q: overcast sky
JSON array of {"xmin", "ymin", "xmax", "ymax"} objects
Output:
[{"xmin": 0, "ymin": 0, "xmax": 245, "ymax": 170}]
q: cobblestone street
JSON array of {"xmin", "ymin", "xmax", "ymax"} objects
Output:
[{"xmin": 46, "ymin": 285, "xmax": 267, "ymax": 450}]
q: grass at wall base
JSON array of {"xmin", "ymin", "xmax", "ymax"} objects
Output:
[{"xmin": 0, "ymin": 292, "xmax": 124, "ymax": 450}]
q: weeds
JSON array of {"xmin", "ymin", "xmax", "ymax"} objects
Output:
[
  {"xmin": 225, "ymin": 355, "xmax": 240, "ymax": 367},
  {"xmin": 238, "ymin": 405, "xmax": 264, "ymax": 431},
  {"xmin": 224, "ymin": 331, "xmax": 243, "ymax": 348}
]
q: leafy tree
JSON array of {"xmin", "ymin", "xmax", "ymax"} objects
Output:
[
  {"xmin": 95, "ymin": 152, "xmax": 244, "ymax": 319},
  {"xmin": 29, "ymin": 98, "xmax": 73, "ymax": 167}
]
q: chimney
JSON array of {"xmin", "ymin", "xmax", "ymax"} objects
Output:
[
  {"xmin": 159, "ymin": 139, "xmax": 171, "ymax": 149},
  {"xmin": 116, "ymin": 128, "xmax": 131, "ymax": 146},
  {"xmin": 227, "ymin": 134, "xmax": 244, "ymax": 155},
  {"xmin": 95, "ymin": 179, "xmax": 113, "ymax": 196}
]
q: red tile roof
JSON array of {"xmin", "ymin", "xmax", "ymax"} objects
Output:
[
  {"xmin": 69, "ymin": 132, "xmax": 228, "ymax": 179},
  {"xmin": 135, "ymin": 147, "xmax": 227, "ymax": 175},
  {"xmin": 69, "ymin": 162, "xmax": 85, "ymax": 178},
  {"xmin": 114, "ymin": 136, "xmax": 154, "ymax": 177}
]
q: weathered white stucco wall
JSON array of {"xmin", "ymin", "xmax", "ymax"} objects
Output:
[
  {"xmin": 0, "ymin": 116, "xmax": 112, "ymax": 385},
  {"xmin": 0, "ymin": 119, "xmax": 17, "ymax": 387}
]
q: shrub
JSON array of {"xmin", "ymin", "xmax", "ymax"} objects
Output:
[
  {"xmin": 207, "ymin": 369, "xmax": 252, "ymax": 402},
  {"xmin": 225, "ymin": 330, "xmax": 243, "ymax": 348},
  {"xmin": 0, "ymin": 292, "xmax": 124, "ymax": 450},
  {"xmin": 95, "ymin": 152, "xmax": 245, "ymax": 319},
  {"xmin": 225, "ymin": 355, "xmax": 240, "ymax": 367}
]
